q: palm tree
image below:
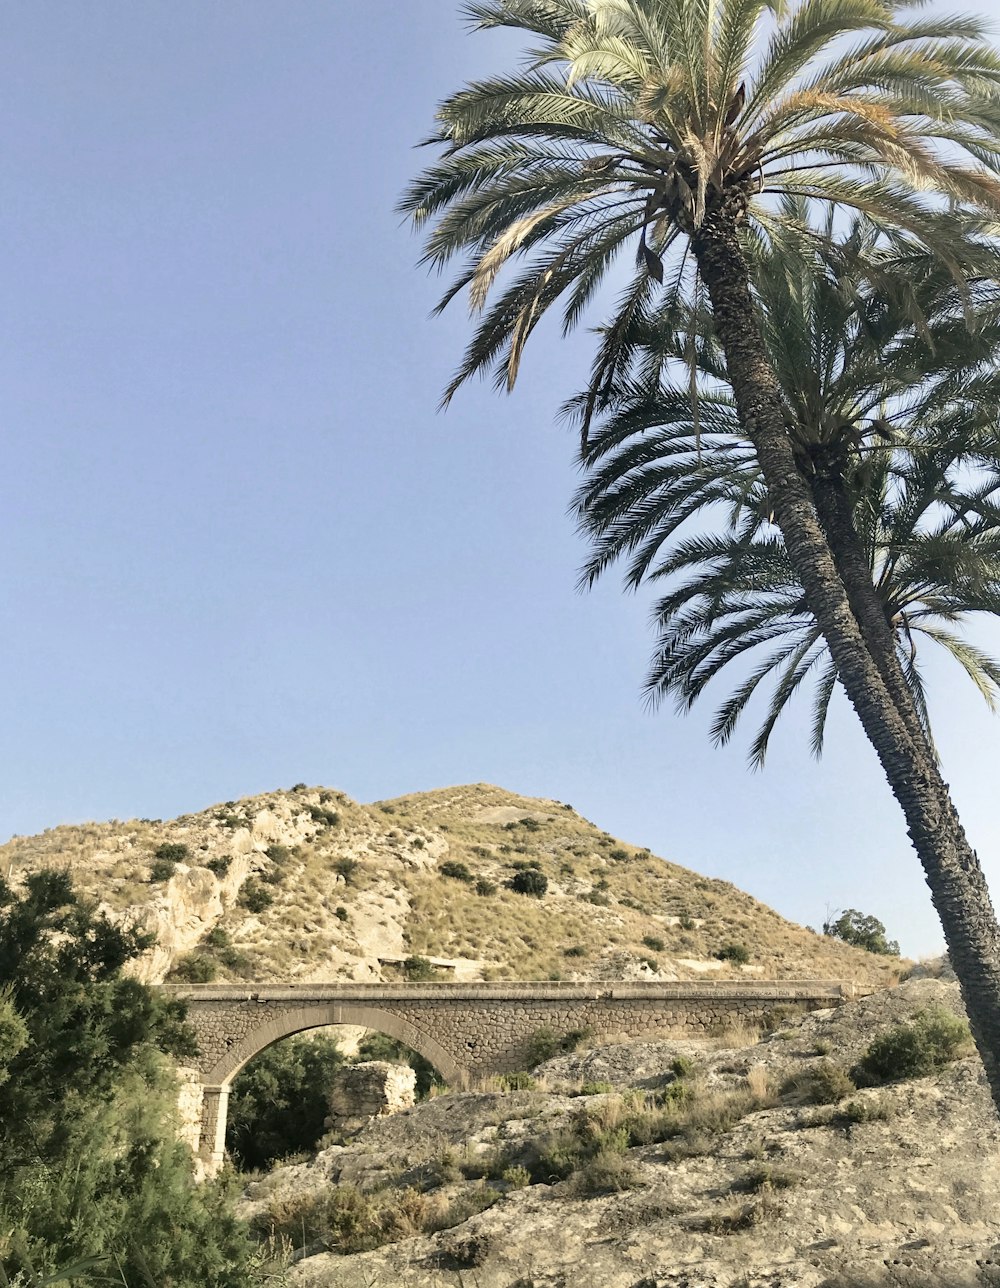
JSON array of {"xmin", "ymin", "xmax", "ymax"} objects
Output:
[{"xmin": 401, "ymin": 0, "xmax": 1000, "ymax": 1107}]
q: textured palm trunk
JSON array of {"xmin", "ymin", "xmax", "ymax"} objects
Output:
[
  {"xmin": 808, "ymin": 465, "xmax": 933, "ymax": 755},
  {"xmin": 692, "ymin": 191, "xmax": 1000, "ymax": 1115}
]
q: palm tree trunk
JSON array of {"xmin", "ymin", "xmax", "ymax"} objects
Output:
[
  {"xmin": 691, "ymin": 189, "xmax": 1000, "ymax": 1113},
  {"xmin": 808, "ymin": 464, "xmax": 932, "ymax": 754}
]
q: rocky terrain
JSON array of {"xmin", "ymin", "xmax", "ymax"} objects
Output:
[
  {"xmin": 242, "ymin": 977, "xmax": 1000, "ymax": 1288},
  {"xmin": 1, "ymin": 782, "xmax": 901, "ymax": 988}
]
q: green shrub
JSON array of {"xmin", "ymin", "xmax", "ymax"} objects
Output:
[
  {"xmin": 608, "ymin": 848, "xmax": 630, "ymax": 861},
  {"xmin": 501, "ymin": 1164, "xmax": 532, "ymax": 1189},
  {"xmin": 578, "ymin": 1080, "xmax": 615, "ymax": 1096},
  {"xmin": 508, "ymin": 868, "xmax": 548, "ymax": 897},
  {"xmin": 794, "ymin": 1060, "xmax": 855, "ymax": 1104},
  {"xmin": 586, "ymin": 890, "xmax": 610, "ymax": 906},
  {"xmin": 714, "ymin": 943, "xmax": 751, "ymax": 965},
  {"xmin": 678, "ymin": 913, "xmax": 695, "ymax": 930},
  {"xmin": 334, "ymin": 856, "xmax": 359, "ymax": 883},
  {"xmin": 402, "ymin": 955, "xmax": 438, "ymax": 981},
  {"xmin": 475, "ymin": 878, "xmax": 497, "ymax": 896},
  {"xmin": 150, "ymin": 860, "xmax": 175, "ymax": 882},
  {"xmin": 440, "ymin": 861, "xmax": 473, "ymax": 883},
  {"xmin": 238, "ymin": 879, "xmax": 274, "ymax": 913},
  {"xmin": 266, "ymin": 844, "xmax": 291, "ymax": 865},
  {"xmin": 411, "ymin": 836, "xmax": 425, "ymax": 849},
  {"xmin": 496, "ymin": 1071, "xmax": 538, "ymax": 1091},
  {"xmin": 291, "ymin": 782, "xmax": 307, "ymax": 791},
  {"xmin": 573, "ymin": 1146, "xmax": 638, "ymax": 1195},
  {"xmin": 154, "ymin": 842, "xmax": 189, "ymax": 864},
  {"xmin": 204, "ymin": 855, "xmax": 231, "ymax": 878},
  {"xmin": 670, "ymin": 1056, "xmax": 695, "ymax": 1079},
  {"xmin": 335, "ymin": 905, "xmax": 349, "ymax": 921},
  {"xmin": 734, "ymin": 1165, "xmax": 799, "ymax": 1193},
  {"xmin": 308, "ymin": 804, "xmax": 341, "ymax": 828},
  {"xmin": 564, "ymin": 944, "xmax": 587, "ymax": 957},
  {"xmin": 520, "ymin": 817, "xmax": 541, "ymax": 832},
  {"xmin": 851, "ymin": 1007, "xmax": 971, "ymax": 1086},
  {"xmin": 171, "ymin": 955, "xmax": 217, "ymax": 983},
  {"xmin": 642, "ymin": 935, "xmax": 666, "ymax": 953}
]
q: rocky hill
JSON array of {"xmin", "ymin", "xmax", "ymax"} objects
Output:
[
  {"xmin": 243, "ymin": 976, "xmax": 999, "ymax": 1288},
  {"xmin": 2, "ymin": 782, "xmax": 900, "ymax": 989}
]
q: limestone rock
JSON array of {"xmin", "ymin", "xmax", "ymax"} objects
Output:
[{"xmin": 326, "ymin": 1060, "xmax": 416, "ymax": 1136}]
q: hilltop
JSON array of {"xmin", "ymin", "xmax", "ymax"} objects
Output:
[{"xmin": 2, "ymin": 783, "xmax": 900, "ymax": 990}]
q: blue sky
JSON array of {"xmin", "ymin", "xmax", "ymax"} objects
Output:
[{"xmin": 2, "ymin": 1, "xmax": 999, "ymax": 957}]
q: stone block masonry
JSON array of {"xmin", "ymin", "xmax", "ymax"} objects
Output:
[{"xmin": 162, "ymin": 979, "xmax": 861, "ymax": 1172}]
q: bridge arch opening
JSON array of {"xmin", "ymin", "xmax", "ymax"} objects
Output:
[{"xmin": 197, "ymin": 1003, "xmax": 464, "ymax": 1171}]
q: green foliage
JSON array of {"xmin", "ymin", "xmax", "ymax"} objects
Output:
[
  {"xmin": 714, "ymin": 943, "xmax": 751, "ymax": 965},
  {"xmin": 475, "ymin": 878, "xmax": 497, "ymax": 896},
  {"xmin": 154, "ymin": 842, "xmax": 189, "ymax": 864},
  {"xmin": 524, "ymin": 1025, "xmax": 589, "ymax": 1068},
  {"xmin": 0, "ymin": 870, "xmax": 251, "ymax": 1285},
  {"xmin": 563, "ymin": 944, "xmax": 587, "ymax": 958},
  {"xmin": 333, "ymin": 856, "xmax": 359, "ymax": 883},
  {"xmin": 150, "ymin": 859, "xmax": 176, "ymax": 882},
  {"xmin": 171, "ymin": 954, "xmax": 218, "ymax": 983},
  {"xmin": 852, "ymin": 1007, "xmax": 972, "ymax": 1086},
  {"xmin": 205, "ymin": 855, "xmax": 231, "ymax": 878},
  {"xmin": 799, "ymin": 1060, "xmax": 856, "ymax": 1105},
  {"xmin": 670, "ymin": 1056, "xmax": 695, "ymax": 1079},
  {"xmin": 335, "ymin": 905, "xmax": 349, "ymax": 921},
  {"xmin": 609, "ymin": 848, "xmax": 630, "ymax": 861},
  {"xmin": 642, "ymin": 935, "xmax": 665, "ymax": 953},
  {"xmin": 508, "ymin": 868, "xmax": 548, "ymax": 898},
  {"xmin": 402, "ymin": 955, "xmax": 438, "ymax": 981},
  {"xmin": 308, "ymin": 804, "xmax": 341, "ymax": 828},
  {"xmin": 823, "ymin": 908, "xmax": 900, "ymax": 956},
  {"xmin": 440, "ymin": 861, "xmax": 474, "ymax": 883},
  {"xmin": 238, "ymin": 879, "xmax": 274, "ymax": 914},
  {"xmin": 227, "ymin": 1034, "xmax": 344, "ymax": 1172}
]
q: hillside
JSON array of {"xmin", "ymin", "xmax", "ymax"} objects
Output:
[{"xmin": 1, "ymin": 782, "xmax": 901, "ymax": 988}]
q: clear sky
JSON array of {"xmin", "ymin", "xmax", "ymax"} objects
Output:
[{"xmin": 2, "ymin": 1, "xmax": 999, "ymax": 957}]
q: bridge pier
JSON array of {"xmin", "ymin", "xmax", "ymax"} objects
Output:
[{"xmin": 199, "ymin": 1086, "xmax": 230, "ymax": 1174}]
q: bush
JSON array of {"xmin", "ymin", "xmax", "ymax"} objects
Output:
[
  {"xmin": 497, "ymin": 1071, "xmax": 538, "ymax": 1091},
  {"xmin": 154, "ymin": 842, "xmax": 189, "ymax": 864},
  {"xmin": 851, "ymin": 1007, "xmax": 971, "ymax": 1086},
  {"xmin": 402, "ymin": 955, "xmax": 438, "ymax": 981},
  {"xmin": 643, "ymin": 935, "xmax": 665, "ymax": 953},
  {"xmin": 238, "ymin": 879, "xmax": 274, "ymax": 913},
  {"xmin": 678, "ymin": 913, "xmax": 695, "ymax": 930},
  {"xmin": 520, "ymin": 817, "xmax": 541, "ymax": 831},
  {"xmin": 788, "ymin": 1060, "xmax": 855, "ymax": 1104},
  {"xmin": 508, "ymin": 868, "xmax": 548, "ymax": 897},
  {"xmin": 608, "ymin": 848, "xmax": 631, "ymax": 861},
  {"xmin": 714, "ymin": 942, "xmax": 751, "ymax": 965},
  {"xmin": 475, "ymin": 878, "xmax": 497, "ymax": 896},
  {"xmin": 150, "ymin": 860, "xmax": 176, "ymax": 882},
  {"xmin": 204, "ymin": 855, "xmax": 231, "ymax": 878},
  {"xmin": 308, "ymin": 804, "xmax": 341, "ymax": 828},
  {"xmin": 564, "ymin": 944, "xmax": 587, "ymax": 957},
  {"xmin": 823, "ymin": 907, "xmax": 899, "ymax": 956},
  {"xmin": 266, "ymin": 844, "xmax": 291, "ymax": 865},
  {"xmin": 335, "ymin": 905, "xmax": 349, "ymax": 921},
  {"xmin": 586, "ymin": 890, "xmax": 610, "ymax": 906},
  {"xmin": 334, "ymin": 856, "xmax": 359, "ymax": 883},
  {"xmin": 525, "ymin": 1026, "xmax": 589, "ymax": 1067},
  {"xmin": 440, "ymin": 861, "xmax": 474, "ymax": 883},
  {"xmin": 171, "ymin": 954, "xmax": 217, "ymax": 983},
  {"xmin": 501, "ymin": 1164, "xmax": 532, "ymax": 1189}
]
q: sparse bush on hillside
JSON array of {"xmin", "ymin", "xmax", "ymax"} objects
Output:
[
  {"xmin": 823, "ymin": 908, "xmax": 900, "ymax": 956},
  {"xmin": 335, "ymin": 905, "xmax": 349, "ymax": 921},
  {"xmin": 851, "ymin": 1006, "xmax": 971, "ymax": 1086},
  {"xmin": 334, "ymin": 856, "xmax": 359, "ymax": 884},
  {"xmin": 678, "ymin": 913, "xmax": 695, "ymax": 930},
  {"xmin": 714, "ymin": 942, "xmax": 751, "ymax": 965},
  {"xmin": 154, "ymin": 842, "xmax": 189, "ymax": 864},
  {"xmin": 564, "ymin": 944, "xmax": 587, "ymax": 958},
  {"xmin": 308, "ymin": 804, "xmax": 341, "ymax": 828},
  {"xmin": 643, "ymin": 935, "xmax": 665, "ymax": 953},
  {"xmin": 782, "ymin": 1060, "xmax": 855, "ymax": 1105},
  {"xmin": 440, "ymin": 861, "xmax": 473, "ymax": 883},
  {"xmin": 475, "ymin": 877, "xmax": 496, "ymax": 896},
  {"xmin": 291, "ymin": 782, "xmax": 307, "ymax": 791},
  {"xmin": 609, "ymin": 848, "xmax": 631, "ymax": 861},
  {"xmin": 204, "ymin": 855, "xmax": 231, "ymax": 878},
  {"xmin": 238, "ymin": 879, "xmax": 274, "ymax": 914},
  {"xmin": 150, "ymin": 860, "xmax": 176, "ymax": 883},
  {"xmin": 520, "ymin": 817, "xmax": 541, "ymax": 831},
  {"xmin": 508, "ymin": 868, "xmax": 548, "ymax": 898},
  {"xmin": 170, "ymin": 954, "xmax": 218, "ymax": 983}
]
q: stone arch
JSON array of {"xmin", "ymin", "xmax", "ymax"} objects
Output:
[
  {"xmin": 205, "ymin": 1002, "xmax": 466, "ymax": 1089},
  {"xmin": 194, "ymin": 1003, "xmax": 467, "ymax": 1171}
]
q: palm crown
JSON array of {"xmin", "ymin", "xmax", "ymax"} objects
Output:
[
  {"xmin": 576, "ymin": 224, "xmax": 1000, "ymax": 763},
  {"xmin": 402, "ymin": 0, "xmax": 1000, "ymax": 407}
]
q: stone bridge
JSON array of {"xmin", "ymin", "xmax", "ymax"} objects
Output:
[{"xmin": 164, "ymin": 979, "xmax": 859, "ymax": 1170}]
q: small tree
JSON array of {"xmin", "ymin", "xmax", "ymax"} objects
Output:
[
  {"xmin": 508, "ymin": 869, "xmax": 547, "ymax": 898},
  {"xmin": 824, "ymin": 909, "xmax": 900, "ymax": 957}
]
